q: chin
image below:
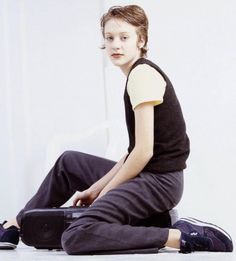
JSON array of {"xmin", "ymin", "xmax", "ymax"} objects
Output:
[{"xmin": 110, "ymin": 60, "xmax": 124, "ymax": 67}]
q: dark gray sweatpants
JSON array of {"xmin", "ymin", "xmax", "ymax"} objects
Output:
[{"xmin": 16, "ymin": 150, "xmax": 184, "ymax": 254}]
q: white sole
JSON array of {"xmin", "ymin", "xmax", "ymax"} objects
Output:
[
  {"xmin": 179, "ymin": 217, "xmax": 232, "ymax": 241},
  {"xmin": 0, "ymin": 242, "xmax": 17, "ymax": 249}
]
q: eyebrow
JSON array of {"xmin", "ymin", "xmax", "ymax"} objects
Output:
[{"xmin": 105, "ymin": 32, "xmax": 130, "ymax": 35}]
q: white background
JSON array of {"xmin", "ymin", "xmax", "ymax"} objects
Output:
[{"xmin": 0, "ymin": 0, "xmax": 235, "ymax": 241}]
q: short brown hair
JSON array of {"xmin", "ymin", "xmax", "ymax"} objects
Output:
[{"xmin": 100, "ymin": 5, "xmax": 149, "ymax": 57}]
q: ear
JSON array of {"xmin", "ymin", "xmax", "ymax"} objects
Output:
[{"xmin": 138, "ymin": 37, "xmax": 145, "ymax": 49}]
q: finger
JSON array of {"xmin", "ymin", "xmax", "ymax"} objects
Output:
[
  {"xmin": 73, "ymin": 191, "xmax": 83, "ymax": 206},
  {"xmin": 73, "ymin": 200, "xmax": 79, "ymax": 207},
  {"xmin": 72, "ymin": 199, "xmax": 77, "ymax": 207},
  {"xmin": 73, "ymin": 196, "xmax": 81, "ymax": 207},
  {"xmin": 76, "ymin": 200, "xmax": 82, "ymax": 207},
  {"xmin": 73, "ymin": 195, "xmax": 78, "ymax": 206}
]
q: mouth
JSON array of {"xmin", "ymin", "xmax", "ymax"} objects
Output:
[{"xmin": 111, "ymin": 53, "xmax": 124, "ymax": 59}]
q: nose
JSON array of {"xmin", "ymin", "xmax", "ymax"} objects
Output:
[{"xmin": 111, "ymin": 37, "xmax": 122, "ymax": 50}]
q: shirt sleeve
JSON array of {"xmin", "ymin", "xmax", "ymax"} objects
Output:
[{"xmin": 127, "ymin": 64, "xmax": 166, "ymax": 110}]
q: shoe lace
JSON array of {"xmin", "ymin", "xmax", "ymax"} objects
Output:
[{"xmin": 180, "ymin": 232, "xmax": 211, "ymax": 253}]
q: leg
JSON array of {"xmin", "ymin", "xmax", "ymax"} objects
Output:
[
  {"xmin": 166, "ymin": 229, "xmax": 181, "ymax": 249},
  {"xmin": 14, "ymin": 151, "xmax": 116, "ymax": 227},
  {"xmin": 61, "ymin": 171, "xmax": 184, "ymax": 254}
]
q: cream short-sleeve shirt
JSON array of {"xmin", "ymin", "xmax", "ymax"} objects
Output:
[{"xmin": 127, "ymin": 64, "xmax": 166, "ymax": 110}]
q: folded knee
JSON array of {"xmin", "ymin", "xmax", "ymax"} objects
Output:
[
  {"xmin": 61, "ymin": 223, "xmax": 94, "ymax": 255},
  {"xmin": 61, "ymin": 227, "xmax": 81, "ymax": 255},
  {"xmin": 60, "ymin": 150, "xmax": 78, "ymax": 163}
]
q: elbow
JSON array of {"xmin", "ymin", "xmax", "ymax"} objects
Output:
[{"xmin": 146, "ymin": 149, "xmax": 153, "ymax": 161}]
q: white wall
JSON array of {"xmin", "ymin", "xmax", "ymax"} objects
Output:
[
  {"xmin": 0, "ymin": 0, "xmax": 235, "ymax": 240},
  {"xmin": 0, "ymin": 0, "xmax": 107, "ymax": 219}
]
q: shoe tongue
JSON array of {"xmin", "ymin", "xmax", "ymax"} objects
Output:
[
  {"xmin": 2, "ymin": 220, "xmax": 7, "ymax": 225},
  {"xmin": 1, "ymin": 221, "xmax": 19, "ymax": 231}
]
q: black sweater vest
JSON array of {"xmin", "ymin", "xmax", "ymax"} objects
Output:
[{"xmin": 124, "ymin": 58, "xmax": 190, "ymax": 173}]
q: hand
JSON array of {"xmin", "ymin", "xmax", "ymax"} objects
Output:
[
  {"xmin": 92, "ymin": 189, "xmax": 108, "ymax": 204},
  {"xmin": 73, "ymin": 187, "xmax": 99, "ymax": 207}
]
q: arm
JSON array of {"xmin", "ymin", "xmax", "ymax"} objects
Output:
[
  {"xmin": 90, "ymin": 153, "xmax": 128, "ymax": 194},
  {"xmin": 73, "ymin": 153, "xmax": 127, "ymax": 206},
  {"xmin": 98, "ymin": 102, "xmax": 154, "ymax": 198}
]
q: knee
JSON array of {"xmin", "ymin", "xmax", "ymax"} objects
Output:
[
  {"xmin": 61, "ymin": 226, "xmax": 81, "ymax": 255},
  {"xmin": 61, "ymin": 222, "xmax": 93, "ymax": 255},
  {"xmin": 59, "ymin": 150, "xmax": 77, "ymax": 163},
  {"xmin": 58, "ymin": 150, "xmax": 82, "ymax": 170},
  {"xmin": 61, "ymin": 229, "xmax": 75, "ymax": 255}
]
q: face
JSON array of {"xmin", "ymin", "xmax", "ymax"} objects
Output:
[{"xmin": 104, "ymin": 18, "xmax": 144, "ymax": 75}]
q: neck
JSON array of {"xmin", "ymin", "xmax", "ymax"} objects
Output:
[{"xmin": 120, "ymin": 56, "xmax": 142, "ymax": 76}]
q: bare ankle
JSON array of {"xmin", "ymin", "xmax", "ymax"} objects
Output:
[{"xmin": 165, "ymin": 229, "xmax": 181, "ymax": 249}]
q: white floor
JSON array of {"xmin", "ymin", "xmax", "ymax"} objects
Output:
[{"xmin": 0, "ymin": 242, "xmax": 235, "ymax": 261}]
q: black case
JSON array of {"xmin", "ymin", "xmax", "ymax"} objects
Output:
[
  {"xmin": 20, "ymin": 207, "xmax": 171, "ymax": 253},
  {"xmin": 20, "ymin": 207, "xmax": 87, "ymax": 250}
]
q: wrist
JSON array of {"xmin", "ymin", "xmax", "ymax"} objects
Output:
[
  {"xmin": 90, "ymin": 184, "xmax": 102, "ymax": 195},
  {"xmin": 100, "ymin": 185, "xmax": 112, "ymax": 195},
  {"xmin": 98, "ymin": 189, "xmax": 106, "ymax": 198}
]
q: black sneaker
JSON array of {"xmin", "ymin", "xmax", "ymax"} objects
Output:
[
  {"xmin": 0, "ymin": 221, "xmax": 20, "ymax": 249},
  {"xmin": 172, "ymin": 217, "xmax": 233, "ymax": 253}
]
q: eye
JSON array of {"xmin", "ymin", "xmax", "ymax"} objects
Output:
[
  {"xmin": 105, "ymin": 36, "xmax": 113, "ymax": 42},
  {"xmin": 121, "ymin": 36, "xmax": 129, "ymax": 41}
]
